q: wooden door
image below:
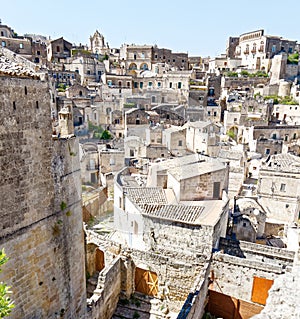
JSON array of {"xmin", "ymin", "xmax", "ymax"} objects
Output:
[
  {"xmin": 251, "ymin": 276, "xmax": 274, "ymax": 305},
  {"xmin": 135, "ymin": 267, "xmax": 158, "ymax": 296},
  {"xmin": 95, "ymin": 249, "xmax": 105, "ymax": 272}
]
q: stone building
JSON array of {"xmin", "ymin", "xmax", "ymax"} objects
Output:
[
  {"xmin": 0, "ymin": 59, "xmax": 86, "ymax": 318},
  {"xmin": 162, "ymin": 125, "xmax": 187, "ymax": 156},
  {"xmin": 66, "ymin": 56, "xmax": 105, "ymax": 85},
  {"xmin": 80, "ymin": 142, "xmax": 100, "ymax": 185},
  {"xmin": 251, "ymin": 124, "xmax": 300, "ymax": 156},
  {"xmin": 90, "ymin": 30, "xmax": 109, "ymax": 55},
  {"xmin": 257, "ymin": 153, "xmax": 300, "ymax": 224},
  {"xmin": 184, "ymin": 120, "xmax": 222, "ymax": 155},
  {"xmin": 226, "ymin": 29, "xmax": 297, "ymax": 71},
  {"xmin": 47, "ymin": 37, "xmax": 72, "ymax": 62}
]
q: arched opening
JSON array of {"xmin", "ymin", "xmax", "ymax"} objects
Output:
[
  {"xmin": 128, "ymin": 63, "xmax": 137, "ymax": 70},
  {"xmin": 140, "ymin": 63, "xmax": 149, "ymax": 71},
  {"xmin": 95, "ymin": 249, "xmax": 105, "ymax": 272}
]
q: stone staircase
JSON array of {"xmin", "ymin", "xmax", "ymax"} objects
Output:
[
  {"xmin": 112, "ymin": 292, "xmax": 171, "ymax": 319},
  {"xmin": 86, "ymin": 271, "xmax": 99, "ymax": 298}
]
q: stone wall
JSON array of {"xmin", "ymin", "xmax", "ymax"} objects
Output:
[
  {"xmin": 86, "ymin": 230, "xmax": 209, "ymax": 313},
  {"xmin": 178, "ymin": 261, "xmax": 210, "ymax": 319},
  {"xmin": 211, "ymin": 252, "xmax": 282, "ymax": 302},
  {"xmin": 87, "ymin": 257, "xmax": 122, "ymax": 319},
  {"xmin": 0, "ymin": 76, "xmax": 86, "ymax": 318},
  {"xmin": 178, "ymin": 169, "xmax": 228, "ymax": 201}
]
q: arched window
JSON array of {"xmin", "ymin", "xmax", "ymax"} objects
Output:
[
  {"xmin": 128, "ymin": 63, "xmax": 137, "ymax": 70},
  {"xmin": 140, "ymin": 63, "xmax": 149, "ymax": 71}
]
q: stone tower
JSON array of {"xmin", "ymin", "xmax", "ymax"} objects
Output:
[
  {"xmin": 0, "ymin": 60, "xmax": 86, "ymax": 318},
  {"xmin": 90, "ymin": 30, "xmax": 108, "ymax": 55}
]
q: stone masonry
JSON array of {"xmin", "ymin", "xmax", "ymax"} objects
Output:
[{"xmin": 0, "ymin": 75, "xmax": 86, "ymax": 318}]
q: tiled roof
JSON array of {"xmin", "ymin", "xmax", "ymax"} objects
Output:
[
  {"xmin": 0, "ymin": 52, "xmax": 38, "ymax": 78},
  {"xmin": 142, "ymin": 204, "xmax": 205, "ymax": 224},
  {"xmin": 124, "ymin": 187, "xmax": 168, "ymax": 207},
  {"xmin": 262, "ymin": 153, "xmax": 300, "ymax": 172}
]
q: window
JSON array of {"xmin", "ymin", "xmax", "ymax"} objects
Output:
[
  {"xmin": 87, "ymin": 70, "xmax": 91, "ymax": 75},
  {"xmin": 140, "ymin": 82, "xmax": 143, "ymax": 89},
  {"xmin": 56, "ymin": 46, "xmax": 60, "ymax": 52},
  {"xmin": 37, "ymin": 50, "xmax": 41, "ymax": 55},
  {"xmin": 169, "ymin": 82, "xmax": 172, "ymax": 88},
  {"xmin": 178, "ymin": 140, "xmax": 182, "ymax": 146},
  {"xmin": 130, "ymin": 149, "xmax": 134, "ymax": 157},
  {"xmin": 94, "ymin": 113, "xmax": 97, "ymax": 120},
  {"xmin": 19, "ymin": 43, "xmax": 24, "ymax": 49},
  {"xmin": 0, "ymin": 31, "xmax": 4, "ymax": 36},
  {"xmin": 36, "ymin": 101, "xmax": 39, "ymax": 109},
  {"xmin": 234, "ymin": 118, "xmax": 237, "ymax": 122},
  {"xmin": 265, "ymin": 148, "xmax": 270, "ymax": 155},
  {"xmin": 272, "ymin": 133, "xmax": 277, "ymax": 139},
  {"xmin": 208, "ymin": 111, "xmax": 211, "ymax": 116},
  {"xmin": 293, "ymin": 133, "xmax": 297, "ymax": 139},
  {"xmin": 272, "ymin": 45, "xmax": 276, "ymax": 53},
  {"xmin": 13, "ymin": 101, "xmax": 16, "ymax": 110},
  {"xmin": 157, "ymin": 82, "xmax": 161, "ymax": 88},
  {"xmin": 243, "ymin": 222, "xmax": 247, "ymax": 227},
  {"xmin": 151, "ymin": 96, "xmax": 156, "ymax": 103},
  {"xmin": 25, "ymin": 86, "xmax": 27, "ymax": 95},
  {"xmin": 134, "ymin": 53, "xmax": 137, "ymax": 60},
  {"xmin": 173, "ymin": 59, "xmax": 175, "ymax": 62},
  {"xmin": 148, "ymin": 81, "xmax": 152, "ymax": 87},
  {"xmin": 280, "ymin": 183, "xmax": 286, "ymax": 192},
  {"xmin": 127, "ymin": 82, "xmax": 130, "ymax": 88},
  {"xmin": 1, "ymin": 41, "xmax": 6, "ymax": 47},
  {"xmin": 178, "ymin": 82, "xmax": 182, "ymax": 89},
  {"xmin": 134, "ymin": 82, "xmax": 138, "ymax": 88},
  {"xmin": 214, "ymin": 111, "xmax": 217, "ymax": 117}
]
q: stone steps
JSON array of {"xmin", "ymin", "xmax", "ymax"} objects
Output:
[{"xmin": 112, "ymin": 292, "xmax": 168, "ymax": 319}]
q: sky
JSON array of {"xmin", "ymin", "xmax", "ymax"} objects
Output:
[{"xmin": 1, "ymin": 0, "xmax": 300, "ymax": 57}]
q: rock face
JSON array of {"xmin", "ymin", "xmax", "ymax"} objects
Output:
[
  {"xmin": 252, "ymin": 265, "xmax": 300, "ymax": 319},
  {"xmin": 0, "ymin": 73, "xmax": 86, "ymax": 318}
]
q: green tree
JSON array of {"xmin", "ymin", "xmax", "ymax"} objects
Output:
[
  {"xmin": 0, "ymin": 249, "xmax": 14, "ymax": 317},
  {"xmin": 101, "ymin": 130, "xmax": 112, "ymax": 140}
]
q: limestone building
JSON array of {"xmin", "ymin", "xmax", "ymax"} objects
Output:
[
  {"xmin": 226, "ymin": 29, "xmax": 297, "ymax": 71},
  {"xmin": 257, "ymin": 153, "xmax": 300, "ymax": 224},
  {"xmin": 0, "ymin": 55, "xmax": 86, "ymax": 318}
]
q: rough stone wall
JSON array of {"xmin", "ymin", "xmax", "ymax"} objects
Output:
[
  {"xmin": 87, "ymin": 257, "xmax": 122, "ymax": 319},
  {"xmin": 179, "ymin": 169, "xmax": 227, "ymax": 201},
  {"xmin": 0, "ymin": 76, "xmax": 86, "ymax": 318},
  {"xmin": 143, "ymin": 216, "xmax": 213, "ymax": 255},
  {"xmin": 86, "ymin": 230, "xmax": 209, "ymax": 313},
  {"xmin": 100, "ymin": 150, "xmax": 125, "ymax": 174},
  {"xmin": 211, "ymin": 252, "xmax": 287, "ymax": 302}
]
